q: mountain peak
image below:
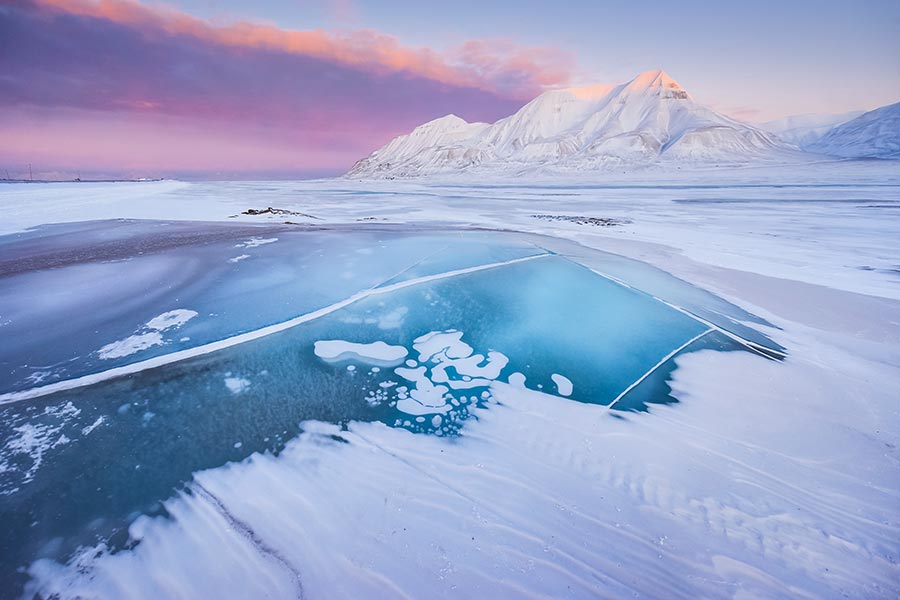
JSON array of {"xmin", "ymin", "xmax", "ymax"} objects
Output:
[
  {"xmin": 407, "ymin": 114, "xmax": 474, "ymax": 136},
  {"xmin": 346, "ymin": 68, "xmax": 792, "ymax": 179},
  {"xmin": 623, "ymin": 69, "xmax": 687, "ymax": 97},
  {"xmin": 419, "ymin": 114, "xmax": 468, "ymax": 128}
]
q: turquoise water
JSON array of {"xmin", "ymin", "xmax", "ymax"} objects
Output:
[
  {"xmin": 0, "ymin": 222, "xmax": 780, "ymax": 597},
  {"xmin": 0, "ymin": 222, "xmax": 542, "ymax": 395}
]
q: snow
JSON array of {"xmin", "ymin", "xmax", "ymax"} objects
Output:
[
  {"xmin": 412, "ymin": 330, "xmax": 473, "ymax": 361},
  {"xmin": 346, "ymin": 69, "xmax": 800, "ymax": 178},
  {"xmin": 2, "ymin": 163, "xmax": 900, "ymax": 598},
  {"xmin": 0, "ymin": 402, "xmax": 80, "ymax": 491},
  {"xmin": 313, "ymin": 340, "xmax": 408, "ymax": 364},
  {"xmin": 345, "ymin": 70, "xmax": 899, "ymax": 177},
  {"xmin": 145, "ymin": 309, "xmax": 198, "ymax": 332},
  {"xmin": 97, "ymin": 309, "xmax": 198, "ymax": 359},
  {"xmin": 235, "ymin": 237, "xmax": 278, "ymax": 248},
  {"xmin": 806, "ymin": 101, "xmax": 900, "ymax": 158},
  {"xmin": 96, "ymin": 331, "xmax": 165, "ymax": 360},
  {"xmin": 318, "ymin": 330, "xmax": 519, "ymax": 417},
  {"xmin": 24, "ymin": 328, "xmax": 900, "ymax": 598},
  {"xmin": 507, "ymin": 372, "xmax": 527, "ymax": 387},
  {"xmin": 80, "ymin": 416, "xmax": 105, "ymax": 436},
  {"xmin": 759, "ymin": 110, "xmax": 864, "ymax": 146},
  {"xmin": 550, "ymin": 373, "xmax": 573, "ymax": 396}
]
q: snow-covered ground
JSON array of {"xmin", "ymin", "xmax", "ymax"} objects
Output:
[
  {"xmin": 3, "ymin": 160, "xmax": 897, "ymax": 298},
  {"xmin": 1, "ymin": 160, "xmax": 899, "ymax": 599}
]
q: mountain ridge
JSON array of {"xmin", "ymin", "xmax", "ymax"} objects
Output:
[
  {"xmin": 346, "ymin": 69, "xmax": 804, "ymax": 178},
  {"xmin": 759, "ymin": 111, "xmax": 865, "ymax": 147},
  {"xmin": 805, "ymin": 102, "xmax": 900, "ymax": 159}
]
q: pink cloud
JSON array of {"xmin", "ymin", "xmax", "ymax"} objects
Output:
[
  {"xmin": 0, "ymin": 0, "xmax": 568, "ymax": 175},
  {"xmin": 37, "ymin": 0, "xmax": 571, "ymax": 99},
  {"xmin": 0, "ymin": 107, "xmax": 352, "ymax": 176},
  {"xmin": 455, "ymin": 39, "xmax": 575, "ymax": 91},
  {"xmin": 0, "ymin": 0, "xmax": 574, "ymax": 176}
]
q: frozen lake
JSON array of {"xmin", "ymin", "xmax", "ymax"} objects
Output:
[
  {"xmin": 0, "ymin": 171, "xmax": 898, "ymax": 599},
  {"xmin": 0, "ymin": 219, "xmax": 785, "ymax": 597}
]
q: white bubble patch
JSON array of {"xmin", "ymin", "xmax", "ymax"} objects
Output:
[
  {"xmin": 314, "ymin": 330, "xmax": 572, "ymax": 424},
  {"xmin": 224, "ymin": 377, "xmax": 251, "ymax": 395}
]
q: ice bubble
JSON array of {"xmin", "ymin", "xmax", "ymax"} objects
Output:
[
  {"xmin": 224, "ymin": 377, "xmax": 250, "ymax": 394},
  {"xmin": 314, "ymin": 340, "xmax": 408, "ymax": 365}
]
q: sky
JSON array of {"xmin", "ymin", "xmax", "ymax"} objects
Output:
[{"xmin": 1, "ymin": 0, "xmax": 899, "ymax": 179}]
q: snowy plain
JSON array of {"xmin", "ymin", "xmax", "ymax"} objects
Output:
[{"xmin": 1, "ymin": 158, "xmax": 899, "ymax": 599}]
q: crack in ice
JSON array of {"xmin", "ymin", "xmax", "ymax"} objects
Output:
[
  {"xmin": 605, "ymin": 329, "xmax": 714, "ymax": 412},
  {"xmin": 0, "ymin": 253, "xmax": 550, "ymax": 405}
]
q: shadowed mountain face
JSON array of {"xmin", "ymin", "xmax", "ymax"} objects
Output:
[
  {"xmin": 346, "ymin": 69, "xmax": 800, "ymax": 178},
  {"xmin": 805, "ymin": 101, "xmax": 900, "ymax": 159}
]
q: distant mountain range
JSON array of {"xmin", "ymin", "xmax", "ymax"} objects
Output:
[
  {"xmin": 758, "ymin": 111, "xmax": 865, "ymax": 147},
  {"xmin": 346, "ymin": 70, "xmax": 899, "ymax": 178},
  {"xmin": 802, "ymin": 102, "xmax": 900, "ymax": 159}
]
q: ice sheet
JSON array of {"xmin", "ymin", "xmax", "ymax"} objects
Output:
[
  {"xmin": 0, "ymin": 224, "xmax": 545, "ymax": 396},
  {"xmin": 0, "ymin": 240, "xmax": 776, "ymax": 595}
]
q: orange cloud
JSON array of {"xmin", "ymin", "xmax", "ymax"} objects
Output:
[
  {"xmin": 455, "ymin": 39, "xmax": 575, "ymax": 88},
  {"xmin": 36, "ymin": 0, "xmax": 572, "ymax": 98}
]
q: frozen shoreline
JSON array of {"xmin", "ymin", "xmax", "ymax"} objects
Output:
[{"xmin": 2, "ymin": 160, "xmax": 897, "ymax": 299}]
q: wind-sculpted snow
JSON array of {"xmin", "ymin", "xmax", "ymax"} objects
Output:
[
  {"xmin": 23, "ymin": 343, "xmax": 900, "ymax": 599},
  {"xmin": 346, "ymin": 69, "xmax": 797, "ymax": 178}
]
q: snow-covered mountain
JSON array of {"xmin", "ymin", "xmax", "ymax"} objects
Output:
[
  {"xmin": 759, "ymin": 111, "xmax": 864, "ymax": 147},
  {"xmin": 804, "ymin": 102, "xmax": 900, "ymax": 159},
  {"xmin": 346, "ymin": 70, "xmax": 796, "ymax": 178}
]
